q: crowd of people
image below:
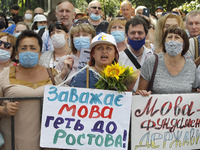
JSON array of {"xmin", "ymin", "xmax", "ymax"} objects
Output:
[{"xmin": 0, "ymin": 0, "xmax": 200, "ymax": 149}]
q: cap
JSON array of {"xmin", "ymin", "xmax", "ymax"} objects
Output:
[
  {"xmin": 155, "ymin": 6, "xmax": 164, "ymax": 11},
  {"xmin": 90, "ymin": 32, "xmax": 117, "ymax": 49},
  {"xmin": 33, "ymin": 14, "xmax": 47, "ymax": 22}
]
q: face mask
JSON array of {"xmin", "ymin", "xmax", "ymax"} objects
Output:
[
  {"xmin": 38, "ymin": 26, "xmax": 47, "ymax": 30},
  {"xmin": 74, "ymin": 19, "xmax": 78, "ymax": 23},
  {"xmin": 73, "ymin": 36, "xmax": 91, "ymax": 51},
  {"xmin": 25, "ymin": 13, "xmax": 32, "ymax": 20},
  {"xmin": 14, "ymin": 32, "xmax": 21, "ymax": 38},
  {"xmin": 51, "ymin": 34, "xmax": 66, "ymax": 48},
  {"xmin": 0, "ymin": 49, "xmax": 11, "ymax": 63},
  {"xmin": 165, "ymin": 41, "xmax": 183, "ymax": 56},
  {"xmin": 127, "ymin": 36, "xmax": 145, "ymax": 51},
  {"xmin": 19, "ymin": 51, "xmax": 39, "ymax": 68},
  {"xmin": 111, "ymin": 31, "xmax": 125, "ymax": 43},
  {"xmin": 90, "ymin": 13, "xmax": 101, "ymax": 21}
]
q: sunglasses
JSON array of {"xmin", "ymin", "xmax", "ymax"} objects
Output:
[
  {"xmin": 73, "ymin": 19, "xmax": 90, "ymax": 27},
  {"xmin": 111, "ymin": 17, "xmax": 126, "ymax": 21},
  {"xmin": 0, "ymin": 40, "xmax": 12, "ymax": 49},
  {"xmin": 91, "ymin": 6, "xmax": 102, "ymax": 10},
  {"xmin": 162, "ymin": 11, "xmax": 180, "ymax": 16}
]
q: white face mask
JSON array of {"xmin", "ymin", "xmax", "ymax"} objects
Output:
[
  {"xmin": 25, "ymin": 13, "xmax": 33, "ymax": 20},
  {"xmin": 165, "ymin": 41, "xmax": 183, "ymax": 56},
  {"xmin": 51, "ymin": 34, "xmax": 67, "ymax": 48},
  {"xmin": 0, "ymin": 49, "xmax": 11, "ymax": 63}
]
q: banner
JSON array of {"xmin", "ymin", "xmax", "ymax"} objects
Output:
[
  {"xmin": 40, "ymin": 86, "xmax": 132, "ymax": 150},
  {"xmin": 131, "ymin": 94, "xmax": 200, "ymax": 150}
]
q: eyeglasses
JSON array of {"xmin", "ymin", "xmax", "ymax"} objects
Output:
[
  {"xmin": 91, "ymin": 6, "xmax": 102, "ymax": 10},
  {"xmin": 162, "ymin": 11, "xmax": 180, "ymax": 16},
  {"xmin": 0, "ymin": 40, "xmax": 12, "ymax": 49},
  {"xmin": 73, "ymin": 19, "xmax": 90, "ymax": 27}
]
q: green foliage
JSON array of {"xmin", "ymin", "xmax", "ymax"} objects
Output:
[
  {"xmin": 99, "ymin": 0, "xmax": 120, "ymax": 17},
  {"xmin": 179, "ymin": 0, "xmax": 200, "ymax": 13}
]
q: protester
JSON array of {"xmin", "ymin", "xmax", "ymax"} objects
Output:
[
  {"xmin": 172, "ymin": 8, "xmax": 185, "ymax": 18},
  {"xmin": 9, "ymin": 4, "xmax": 20, "ymax": 21},
  {"xmin": 136, "ymin": 26, "xmax": 198, "ymax": 96},
  {"xmin": 155, "ymin": 6, "xmax": 164, "ymax": 19},
  {"xmin": 24, "ymin": 9, "xmax": 33, "ymax": 28},
  {"xmin": 42, "ymin": 0, "xmax": 75, "ymax": 52},
  {"xmin": 0, "ymin": 13, "xmax": 8, "ymax": 31},
  {"xmin": 107, "ymin": 18, "xmax": 127, "ymax": 52},
  {"xmin": 70, "ymin": 32, "xmax": 119, "ymax": 88},
  {"xmin": 56, "ymin": 19, "xmax": 96, "ymax": 85},
  {"xmin": 120, "ymin": 0, "xmax": 134, "ymax": 20},
  {"xmin": 31, "ymin": 14, "xmax": 47, "ymax": 32},
  {"xmin": 13, "ymin": 22, "xmax": 29, "ymax": 38},
  {"xmin": 0, "ymin": 32, "xmax": 16, "ymax": 72},
  {"xmin": 154, "ymin": 13, "xmax": 184, "ymax": 53},
  {"xmin": 33, "ymin": 7, "xmax": 44, "ymax": 16},
  {"xmin": 186, "ymin": 10, "xmax": 200, "ymax": 38},
  {"xmin": 119, "ymin": 16, "xmax": 153, "ymax": 91},
  {"xmin": 0, "ymin": 30, "xmax": 62, "ymax": 150},
  {"xmin": 39, "ymin": 22, "xmax": 70, "ymax": 69},
  {"xmin": 87, "ymin": 0, "xmax": 109, "ymax": 34},
  {"xmin": 135, "ymin": 6, "xmax": 147, "ymax": 15}
]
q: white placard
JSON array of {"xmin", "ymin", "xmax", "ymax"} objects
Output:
[
  {"xmin": 40, "ymin": 86, "xmax": 132, "ymax": 150},
  {"xmin": 131, "ymin": 93, "xmax": 200, "ymax": 150}
]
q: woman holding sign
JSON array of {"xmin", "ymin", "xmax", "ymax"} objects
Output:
[
  {"xmin": 136, "ymin": 25, "xmax": 198, "ymax": 96},
  {"xmin": 70, "ymin": 32, "xmax": 119, "ymax": 88},
  {"xmin": 56, "ymin": 19, "xmax": 96, "ymax": 84},
  {"xmin": 0, "ymin": 30, "xmax": 63, "ymax": 150}
]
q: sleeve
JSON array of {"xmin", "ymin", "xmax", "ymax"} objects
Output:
[
  {"xmin": 0, "ymin": 68, "xmax": 9, "ymax": 97},
  {"xmin": 140, "ymin": 54, "xmax": 156, "ymax": 82},
  {"xmin": 70, "ymin": 70, "xmax": 87, "ymax": 88}
]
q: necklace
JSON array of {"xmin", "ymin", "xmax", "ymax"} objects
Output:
[{"xmin": 94, "ymin": 66, "xmax": 102, "ymax": 74}]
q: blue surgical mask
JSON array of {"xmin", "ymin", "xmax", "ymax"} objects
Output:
[
  {"xmin": 14, "ymin": 32, "xmax": 21, "ymax": 38},
  {"xmin": 90, "ymin": 13, "xmax": 101, "ymax": 21},
  {"xmin": 19, "ymin": 51, "xmax": 39, "ymax": 68},
  {"xmin": 38, "ymin": 26, "xmax": 47, "ymax": 30},
  {"xmin": 111, "ymin": 31, "xmax": 125, "ymax": 43},
  {"xmin": 127, "ymin": 36, "xmax": 145, "ymax": 51},
  {"xmin": 0, "ymin": 49, "xmax": 11, "ymax": 63},
  {"xmin": 73, "ymin": 36, "xmax": 91, "ymax": 51}
]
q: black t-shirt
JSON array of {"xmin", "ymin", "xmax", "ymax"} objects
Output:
[{"xmin": 93, "ymin": 20, "xmax": 109, "ymax": 35}]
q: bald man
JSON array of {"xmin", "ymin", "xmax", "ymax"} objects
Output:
[
  {"xmin": 34, "ymin": 7, "xmax": 44, "ymax": 16},
  {"xmin": 121, "ymin": 1, "xmax": 133, "ymax": 20},
  {"xmin": 87, "ymin": 0, "xmax": 109, "ymax": 34}
]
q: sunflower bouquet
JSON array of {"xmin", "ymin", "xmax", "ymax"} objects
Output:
[{"xmin": 95, "ymin": 63, "xmax": 138, "ymax": 92}]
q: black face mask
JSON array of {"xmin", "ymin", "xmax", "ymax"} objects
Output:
[
  {"xmin": 0, "ymin": 21, "xmax": 6, "ymax": 29},
  {"xmin": 11, "ymin": 13, "xmax": 18, "ymax": 17}
]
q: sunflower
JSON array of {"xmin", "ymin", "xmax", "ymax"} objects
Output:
[
  {"xmin": 103, "ymin": 63, "xmax": 126, "ymax": 80},
  {"xmin": 95, "ymin": 63, "xmax": 137, "ymax": 92}
]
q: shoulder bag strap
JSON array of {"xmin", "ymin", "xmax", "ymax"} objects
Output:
[
  {"xmin": 147, "ymin": 53, "xmax": 158, "ymax": 91},
  {"xmin": 124, "ymin": 48, "xmax": 141, "ymax": 69},
  {"xmin": 47, "ymin": 68, "xmax": 56, "ymax": 85}
]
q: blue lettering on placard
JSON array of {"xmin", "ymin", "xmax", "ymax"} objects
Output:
[
  {"xmin": 114, "ymin": 95, "xmax": 123, "ymax": 106},
  {"xmin": 104, "ymin": 94, "xmax": 114, "ymax": 106},
  {"xmin": 48, "ymin": 87, "xmax": 58, "ymax": 101},
  {"xmin": 69, "ymin": 88, "xmax": 78, "ymax": 103},
  {"xmin": 79, "ymin": 92, "xmax": 89, "ymax": 104},
  {"xmin": 90, "ymin": 93, "xmax": 103, "ymax": 105}
]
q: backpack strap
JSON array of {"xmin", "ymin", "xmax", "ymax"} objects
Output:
[{"xmin": 124, "ymin": 48, "xmax": 141, "ymax": 69}]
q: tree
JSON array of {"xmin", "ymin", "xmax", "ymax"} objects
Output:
[{"xmin": 179, "ymin": 0, "xmax": 200, "ymax": 13}]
